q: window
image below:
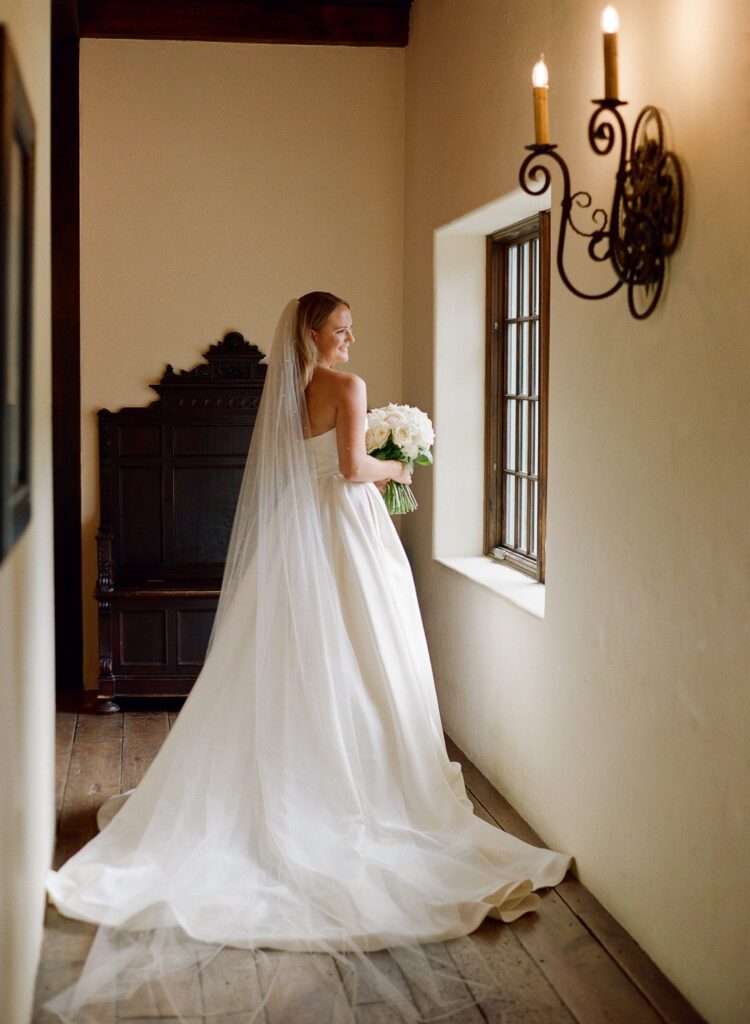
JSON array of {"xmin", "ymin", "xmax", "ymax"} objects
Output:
[{"xmin": 485, "ymin": 212, "xmax": 550, "ymax": 581}]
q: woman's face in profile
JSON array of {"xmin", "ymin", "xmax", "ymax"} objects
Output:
[{"xmin": 312, "ymin": 305, "xmax": 355, "ymax": 366}]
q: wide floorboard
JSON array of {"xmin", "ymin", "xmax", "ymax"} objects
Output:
[{"xmin": 34, "ymin": 709, "xmax": 705, "ymax": 1023}]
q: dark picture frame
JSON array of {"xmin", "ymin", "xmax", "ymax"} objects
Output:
[{"xmin": 0, "ymin": 26, "xmax": 35, "ymax": 564}]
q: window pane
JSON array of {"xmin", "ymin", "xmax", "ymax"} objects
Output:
[
  {"xmin": 520, "ymin": 401, "xmax": 529, "ymax": 474},
  {"xmin": 530, "ymin": 479, "xmax": 538, "ymax": 557},
  {"xmin": 504, "ymin": 474, "xmax": 516, "ymax": 546},
  {"xmin": 520, "ymin": 242, "xmax": 530, "ymax": 317},
  {"xmin": 506, "ymin": 323, "xmax": 517, "ymax": 394},
  {"xmin": 505, "ymin": 399, "xmax": 516, "ymax": 471},
  {"xmin": 532, "ymin": 237, "xmax": 540, "ymax": 315},
  {"xmin": 529, "ymin": 318, "xmax": 536, "ymax": 397},
  {"xmin": 518, "ymin": 476, "xmax": 528, "ymax": 551},
  {"xmin": 520, "ymin": 321, "xmax": 530, "ymax": 394},
  {"xmin": 507, "ymin": 246, "xmax": 517, "ymax": 319},
  {"xmin": 533, "ymin": 320, "xmax": 540, "ymax": 396}
]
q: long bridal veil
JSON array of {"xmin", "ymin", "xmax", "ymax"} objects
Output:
[{"xmin": 43, "ymin": 299, "xmax": 559, "ymax": 1023}]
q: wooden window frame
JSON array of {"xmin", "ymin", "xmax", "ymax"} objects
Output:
[{"xmin": 484, "ymin": 212, "xmax": 550, "ymax": 582}]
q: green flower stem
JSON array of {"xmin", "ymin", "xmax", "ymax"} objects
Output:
[{"xmin": 383, "ymin": 481, "xmax": 419, "ymax": 516}]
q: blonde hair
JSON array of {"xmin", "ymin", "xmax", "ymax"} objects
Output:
[{"xmin": 296, "ymin": 291, "xmax": 350, "ymax": 388}]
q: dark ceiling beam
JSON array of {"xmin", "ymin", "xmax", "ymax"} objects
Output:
[
  {"xmin": 77, "ymin": 0, "xmax": 413, "ymax": 47},
  {"xmin": 52, "ymin": 0, "xmax": 80, "ymax": 40}
]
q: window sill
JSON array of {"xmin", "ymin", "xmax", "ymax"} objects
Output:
[{"xmin": 434, "ymin": 556, "xmax": 545, "ymax": 619}]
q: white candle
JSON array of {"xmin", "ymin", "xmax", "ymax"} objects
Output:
[
  {"xmin": 532, "ymin": 55, "xmax": 550, "ymax": 144},
  {"xmin": 601, "ymin": 5, "xmax": 620, "ymax": 100}
]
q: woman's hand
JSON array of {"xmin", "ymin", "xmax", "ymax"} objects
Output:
[{"xmin": 375, "ymin": 462, "xmax": 410, "ymax": 491}]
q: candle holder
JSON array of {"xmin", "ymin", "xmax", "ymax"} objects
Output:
[{"xmin": 519, "ymin": 100, "xmax": 683, "ymax": 319}]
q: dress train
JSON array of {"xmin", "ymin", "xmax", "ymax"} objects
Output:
[{"xmin": 43, "ymin": 316, "xmax": 572, "ymax": 1021}]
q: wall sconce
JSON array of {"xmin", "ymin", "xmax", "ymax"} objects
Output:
[{"xmin": 520, "ymin": 6, "xmax": 684, "ymax": 319}]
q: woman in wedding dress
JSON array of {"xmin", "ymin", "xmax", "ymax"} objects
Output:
[{"xmin": 44, "ymin": 293, "xmax": 572, "ymax": 1023}]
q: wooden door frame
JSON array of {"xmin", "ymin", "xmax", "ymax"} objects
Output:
[
  {"xmin": 52, "ymin": 1, "xmax": 83, "ymax": 690},
  {"xmin": 50, "ymin": 0, "xmax": 412, "ymax": 692}
]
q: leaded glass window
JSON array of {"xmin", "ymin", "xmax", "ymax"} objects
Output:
[{"xmin": 485, "ymin": 213, "xmax": 550, "ymax": 581}]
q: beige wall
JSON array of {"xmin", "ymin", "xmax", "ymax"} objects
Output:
[
  {"xmin": 0, "ymin": 1, "xmax": 54, "ymax": 1021},
  {"xmin": 403, "ymin": 2, "xmax": 749, "ymax": 1023},
  {"xmin": 75, "ymin": 10, "xmax": 749, "ymax": 1023},
  {"xmin": 79, "ymin": 39, "xmax": 405, "ymax": 688}
]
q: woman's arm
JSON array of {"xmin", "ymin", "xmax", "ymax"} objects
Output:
[{"xmin": 335, "ymin": 374, "xmax": 411, "ymax": 484}]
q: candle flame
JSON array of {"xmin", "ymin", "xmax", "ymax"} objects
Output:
[
  {"xmin": 532, "ymin": 55, "xmax": 549, "ymax": 88},
  {"xmin": 601, "ymin": 5, "xmax": 620, "ymax": 33}
]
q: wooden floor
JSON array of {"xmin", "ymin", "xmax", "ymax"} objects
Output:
[{"xmin": 34, "ymin": 708, "xmax": 705, "ymax": 1023}]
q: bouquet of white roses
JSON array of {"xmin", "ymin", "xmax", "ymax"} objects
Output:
[{"xmin": 366, "ymin": 403, "xmax": 435, "ymax": 515}]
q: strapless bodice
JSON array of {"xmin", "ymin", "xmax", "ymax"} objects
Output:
[{"xmin": 304, "ymin": 427, "xmax": 341, "ymax": 480}]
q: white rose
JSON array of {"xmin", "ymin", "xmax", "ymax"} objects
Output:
[
  {"xmin": 411, "ymin": 410, "xmax": 434, "ymax": 449},
  {"xmin": 393, "ymin": 424, "xmax": 412, "ymax": 449},
  {"xmin": 367, "ymin": 423, "xmax": 390, "ymax": 451}
]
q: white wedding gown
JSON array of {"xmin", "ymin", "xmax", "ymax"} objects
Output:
[{"xmin": 45, "ymin": 355, "xmax": 572, "ymax": 1021}]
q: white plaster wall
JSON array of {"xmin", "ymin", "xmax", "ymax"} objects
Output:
[
  {"xmin": 403, "ymin": 2, "xmax": 750, "ymax": 1022},
  {"xmin": 79, "ymin": 39, "xmax": 405, "ymax": 688},
  {"xmin": 0, "ymin": 1, "xmax": 55, "ymax": 1021}
]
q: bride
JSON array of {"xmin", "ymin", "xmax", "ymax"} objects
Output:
[{"xmin": 44, "ymin": 293, "xmax": 572, "ymax": 1023}]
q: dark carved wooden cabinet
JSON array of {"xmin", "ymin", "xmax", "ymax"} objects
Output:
[{"xmin": 96, "ymin": 332, "xmax": 266, "ymax": 711}]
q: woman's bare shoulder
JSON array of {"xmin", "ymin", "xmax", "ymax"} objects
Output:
[
  {"xmin": 335, "ymin": 370, "xmax": 366, "ymax": 396},
  {"xmin": 312, "ymin": 366, "xmax": 365, "ymax": 397}
]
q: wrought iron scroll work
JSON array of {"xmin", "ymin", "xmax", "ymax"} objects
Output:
[{"xmin": 519, "ymin": 101, "xmax": 683, "ymax": 319}]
